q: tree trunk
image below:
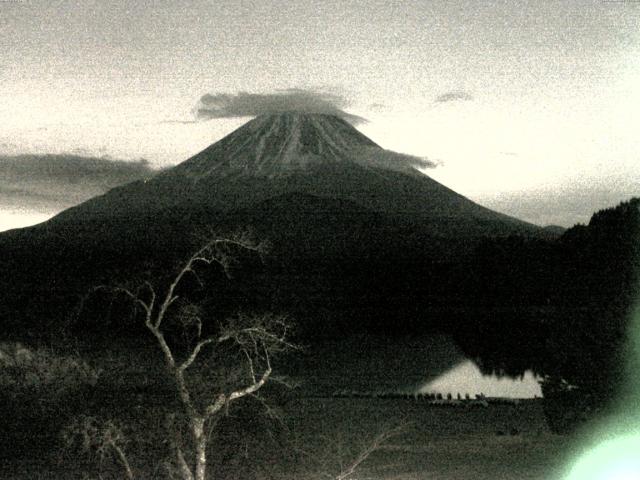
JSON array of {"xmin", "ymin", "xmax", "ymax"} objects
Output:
[
  {"xmin": 193, "ymin": 417, "xmax": 208, "ymax": 480},
  {"xmin": 165, "ymin": 413, "xmax": 195, "ymax": 480},
  {"xmin": 111, "ymin": 441, "xmax": 135, "ymax": 480}
]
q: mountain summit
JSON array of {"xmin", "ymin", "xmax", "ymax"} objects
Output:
[{"xmin": 171, "ymin": 113, "xmax": 380, "ymax": 179}]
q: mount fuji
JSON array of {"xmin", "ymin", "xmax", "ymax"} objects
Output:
[
  {"xmin": 47, "ymin": 112, "xmax": 538, "ymax": 238},
  {"xmin": 0, "ymin": 112, "xmax": 550, "ymax": 335}
]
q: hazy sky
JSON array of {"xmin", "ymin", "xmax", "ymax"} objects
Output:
[{"xmin": 1, "ymin": 0, "xmax": 639, "ymax": 231}]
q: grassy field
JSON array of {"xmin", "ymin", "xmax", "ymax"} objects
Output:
[
  {"xmin": 0, "ymin": 340, "xmax": 581, "ymax": 479},
  {"xmin": 282, "ymin": 397, "xmax": 574, "ymax": 480},
  {"xmin": 1, "ymin": 394, "xmax": 577, "ymax": 479}
]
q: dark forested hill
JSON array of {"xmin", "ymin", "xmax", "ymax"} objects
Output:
[{"xmin": 451, "ymin": 198, "xmax": 640, "ymax": 429}]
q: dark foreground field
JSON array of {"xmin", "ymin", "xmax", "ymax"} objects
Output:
[
  {"xmin": 279, "ymin": 397, "xmax": 573, "ymax": 480},
  {"xmin": 1, "ymin": 392, "xmax": 576, "ymax": 480},
  {"xmin": 0, "ymin": 339, "xmax": 583, "ymax": 479}
]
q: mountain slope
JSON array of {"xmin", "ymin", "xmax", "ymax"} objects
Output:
[
  {"xmin": 0, "ymin": 112, "xmax": 549, "ymax": 336},
  {"xmin": 47, "ymin": 112, "xmax": 539, "ymax": 238},
  {"xmin": 169, "ymin": 112, "xmax": 379, "ymax": 177}
]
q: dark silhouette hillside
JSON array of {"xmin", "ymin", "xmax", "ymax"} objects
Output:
[{"xmin": 452, "ymin": 198, "xmax": 640, "ymax": 431}]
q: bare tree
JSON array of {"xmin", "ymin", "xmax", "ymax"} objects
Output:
[
  {"xmin": 83, "ymin": 233, "xmax": 295, "ymax": 480},
  {"xmin": 62, "ymin": 415, "xmax": 135, "ymax": 480},
  {"xmin": 292, "ymin": 424, "xmax": 408, "ymax": 480},
  {"xmin": 332, "ymin": 427, "xmax": 403, "ymax": 480}
]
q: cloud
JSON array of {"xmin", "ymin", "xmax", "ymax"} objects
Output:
[
  {"xmin": 433, "ymin": 90, "xmax": 474, "ymax": 104},
  {"xmin": 158, "ymin": 119, "xmax": 199, "ymax": 125},
  {"xmin": 350, "ymin": 146, "xmax": 439, "ymax": 173},
  {"xmin": 368, "ymin": 103, "xmax": 387, "ymax": 111},
  {"xmin": 195, "ymin": 88, "xmax": 367, "ymax": 124},
  {"xmin": 0, "ymin": 154, "xmax": 157, "ymax": 211}
]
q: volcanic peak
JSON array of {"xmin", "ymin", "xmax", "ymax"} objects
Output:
[{"xmin": 170, "ymin": 112, "xmax": 380, "ymax": 179}]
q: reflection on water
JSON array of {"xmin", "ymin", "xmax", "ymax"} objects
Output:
[
  {"xmin": 417, "ymin": 360, "xmax": 543, "ymax": 399},
  {"xmin": 288, "ymin": 333, "xmax": 544, "ymax": 397}
]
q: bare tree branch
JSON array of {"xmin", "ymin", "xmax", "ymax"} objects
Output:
[
  {"xmin": 77, "ymin": 233, "xmax": 294, "ymax": 480},
  {"xmin": 63, "ymin": 416, "xmax": 135, "ymax": 480},
  {"xmin": 241, "ymin": 347, "xmax": 257, "ymax": 383},
  {"xmin": 165, "ymin": 414, "xmax": 195, "ymax": 480},
  {"xmin": 204, "ymin": 393, "xmax": 227, "ymax": 417},
  {"xmin": 334, "ymin": 426, "xmax": 407, "ymax": 480},
  {"xmin": 147, "ymin": 325, "xmax": 177, "ymax": 369},
  {"xmin": 177, "ymin": 338, "xmax": 215, "ymax": 373},
  {"xmin": 228, "ymin": 365, "xmax": 272, "ymax": 403}
]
